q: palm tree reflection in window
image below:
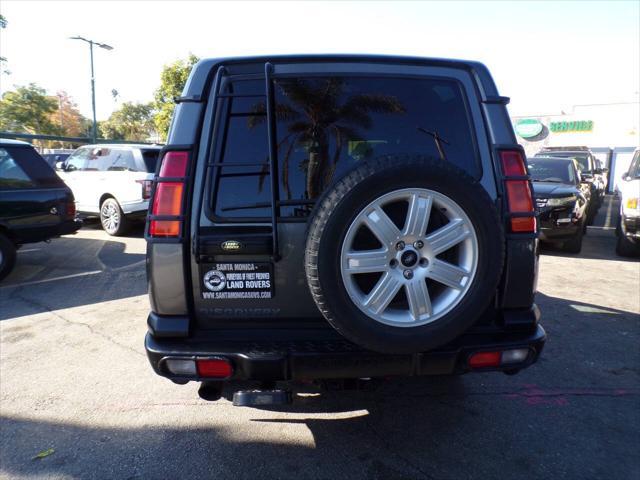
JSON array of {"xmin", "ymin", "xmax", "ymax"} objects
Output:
[{"xmin": 248, "ymin": 78, "xmax": 405, "ymax": 200}]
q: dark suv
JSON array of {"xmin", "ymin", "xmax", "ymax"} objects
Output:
[
  {"xmin": 144, "ymin": 55, "xmax": 546, "ymax": 405},
  {"xmin": 534, "ymin": 146, "xmax": 606, "ymax": 216},
  {"xmin": 0, "ymin": 139, "xmax": 81, "ymax": 280}
]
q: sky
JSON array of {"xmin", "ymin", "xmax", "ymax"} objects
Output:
[{"xmin": 0, "ymin": 0, "xmax": 638, "ymax": 121}]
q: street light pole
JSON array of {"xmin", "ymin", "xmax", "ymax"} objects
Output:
[
  {"xmin": 89, "ymin": 40, "xmax": 97, "ymax": 143},
  {"xmin": 70, "ymin": 36, "xmax": 113, "ymax": 143}
]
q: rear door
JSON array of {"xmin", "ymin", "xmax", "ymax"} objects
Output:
[{"xmin": 190, "ymin": 61, "xmax": 494, "ymax": 330}]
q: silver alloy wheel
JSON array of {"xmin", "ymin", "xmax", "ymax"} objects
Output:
[
  {"xmin": 340, "ymin": 188, "xmax": 479, "ymax": 328},
  {"xmin": 101, "ymin": 201, "xmax": 120, "ymax": 235}
]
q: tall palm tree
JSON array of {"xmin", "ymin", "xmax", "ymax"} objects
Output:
[{"xmin": 248, "ymin": 78, "xmax": 405, "ymax": 199}]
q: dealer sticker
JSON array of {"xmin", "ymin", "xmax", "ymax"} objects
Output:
[{"xmin": 201, "ymin": 263, "xmax": 273, "ymax": 300}]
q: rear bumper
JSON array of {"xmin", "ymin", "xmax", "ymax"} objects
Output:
[
  {"xmin": 120, "ymin": 199, "xmax": 149, "ymax": 215},
  {"xmin": 12, "ymin": 219, "xmax": 81, "ymax": 245},
  {"xmin": 145, "ymin": 323, "xmax": 546, "ymax": 382}
]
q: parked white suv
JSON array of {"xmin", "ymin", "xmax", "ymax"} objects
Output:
[
  {"xmin": 58, "ymin": 144, "xmax": 162, "ymax": 235},
  {"xmin": 615, "ymin": 147, "xmax": 640, "ymax": 256}
]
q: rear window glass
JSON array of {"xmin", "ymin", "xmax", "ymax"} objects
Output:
[
  {"xmin": 212, "ymin": 76, "xmax": 479, "ymax": 219},
  {"xmin": 141, "ymin": 149, "xmax": 160, "ymax": 173},
  {"xmin": 0, "ymin": 148, "xmax": 34, "ymax": 189},
  {"xmin": 0, "ymin": 146, "xmax": 63, "ymax": 188}
]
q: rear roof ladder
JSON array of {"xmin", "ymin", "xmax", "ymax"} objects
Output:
[{"xmin": 204, "ymin": 63, "xmax": 281, "ymax": 261}]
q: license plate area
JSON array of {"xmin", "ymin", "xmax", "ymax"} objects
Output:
[{"xmin": 200, "ymin": 262, "xmax": 274, "ymax": 300}]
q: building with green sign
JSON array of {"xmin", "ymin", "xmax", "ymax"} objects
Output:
[{"xmin": 512, "ymin": 101, "xmax": 639, "ymax": 193}]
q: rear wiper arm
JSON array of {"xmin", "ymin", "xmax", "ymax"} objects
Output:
[{"xmin": 417, "ymin": 127, "xmax": 450, "ymax": 161}]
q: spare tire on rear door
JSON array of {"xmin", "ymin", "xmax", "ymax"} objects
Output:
[{"xmin": 305, "ymin": 154, "xmax": 504, "ymax": 354}]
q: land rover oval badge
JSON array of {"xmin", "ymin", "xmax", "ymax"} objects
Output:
[{"xmin": 221, "ymin": 240, "xmax": 242, "ymax": 251}]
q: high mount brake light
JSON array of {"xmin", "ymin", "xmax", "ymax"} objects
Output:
[
  {"xmin": 500, "ymin": 150, "xmax": 536, "ymax": 233},
  {"xmin": 149, "ymin": 151, "xmax": 190, "ymax": 238}
]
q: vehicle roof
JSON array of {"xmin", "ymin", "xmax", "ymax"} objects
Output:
[
  {"xmin": 535, "ymin": 150, "xmax": 586, "ymax": 156},
  {"xmin": 183, "ymin": 54, "xmax": 500, "ymax": 100},
  {"xmin": 0, "ymin": 138, "xmax": 33, "ymax": 147},
  {"xmin": 76, "ymin": 144, "xmax": 162, "ymax": 150},
  {"xmin": 530, "ymin": 156, "xmax": 576, "ymax": 163},
  {"xmin": 540, "ymin": 146, "xmax": 590, "ymax": 152}
]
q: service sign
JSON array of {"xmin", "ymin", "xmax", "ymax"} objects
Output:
[
  {"xmin": 201, "ymin": 263, "xmax": 273, "ymax": 300},
  {"xmin": 514, "ymin": 119, "xmax": 543, "ymax": 139}
]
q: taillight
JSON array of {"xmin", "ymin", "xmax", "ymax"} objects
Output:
[
  {"xmin": 196, "ymin": 358, "xmax": 233, "ymax": 378},
  {"xmin": 149, "ymin": 151, "xmax": 190, "ymax": 238},
  {"xmin": 468, "ymin": 348, "xmax": 531, "ymax": 369},
  {"xmin": 65, "ymin": 201, "xmax": 76, "ymax": 218},
  {"xmin": 500, "ymin": 150, "xmax": 536, "ymax": 233},
  {"xmin": 136, "ymin": 179, "xmax": 153, "ymax": 200}
]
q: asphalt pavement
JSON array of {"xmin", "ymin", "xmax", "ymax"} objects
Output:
[{"xmin": 1, "ymin": 205, "xmax": 639, "ymax": 480}]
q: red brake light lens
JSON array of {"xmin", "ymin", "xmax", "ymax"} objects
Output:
[
  {"xmin": 505, "ymin": 181, "xmax": 534, "ymax": 212},
  {"xmin": 66, "ymin": 201, "xmax": 76, "ymax": 218},
  {"xmin": 152, "ymin": 182, "xmax": 183, "ymax": 215},
  {"xmin": 500, "ymin": 150, "xmax": 535, "ymax": 233},
  {"xmin": 511, "ymin": 217, "xmax": 537, "ymax": 233},
  {"xmin": 196, "ymin": 359, "xmax": 233, "ymax": 378},
  {"xmin": 500, "ymin": 150, "xmax": 527, "ymax": 176},
  {"xmin": 149, "ymin": 151, "xmax": 190, "ymax": 238},
  {"xmin": 468, "ymin": 351, "xmax": 501, "ymax": 368},
  {"xmin": 136, "ymin": 179, "xmax": 153, "ymax": 200},
  {"xmin": 159, "ymin": 151, "xmax": 189, "ymax": 177}
]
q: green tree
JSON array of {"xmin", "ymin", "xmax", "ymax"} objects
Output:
[
  {"xmin": 0, "ymin": 14, "xmax": 8, "ymax": 74},
  {"xmin": 48, "ymin": 91, "xmax": 90, "ymax": 138},
  {"xmin": 153, "ymin": 54, "xmax": 198, "ymax": 141},
  {"xmin": 100, "ymin": 101, "xmax": 155, "ymax": 142},
  {"xmin": 0, "ymin": 83, "xmax": 59, "ymax": 135}
]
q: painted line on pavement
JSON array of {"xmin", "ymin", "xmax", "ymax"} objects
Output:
[{"xmin": 0, "ymin": 270, "xmax": 102, "ymax": 289}]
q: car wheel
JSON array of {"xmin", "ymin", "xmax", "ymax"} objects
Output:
[
  {"xmin": 0, "ymin": 233, "xmax": 17, "ymax": 282},
  {"xmin": 100, "ymin": 198, "xmax": 129, "ymax": 236},
  {"xmin": 305, "ymin": 155, "xmax": 505, "ymax": 354},
  {"xmin": 616, "ymin": 232, "xmax": 639, "ymax": 257},
  {"xmin": 563, "ymin": 223, "xmax": 584, "ymax": 254}
]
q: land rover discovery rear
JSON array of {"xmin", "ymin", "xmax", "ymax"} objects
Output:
[{"xmin": 144, "ymin": 55, "xmax": 546, "ymax": 405}]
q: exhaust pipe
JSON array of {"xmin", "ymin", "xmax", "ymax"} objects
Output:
[{"xmin": 198, "ymin": 381, "xmax": 224, "ymax": 401}]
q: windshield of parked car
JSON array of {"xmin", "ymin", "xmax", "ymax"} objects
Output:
[
  {"xmin": 528, "ymin": 158, "xmax": 576, "ymax": 183},
  {"xmin": 537, "ymin": 151, "xmax": 589, "ymax": 171}
]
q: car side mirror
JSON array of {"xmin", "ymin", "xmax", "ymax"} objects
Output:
[
  {"xmin": 55, "ymin": 161, "xmax": 65, "ymax": 171},
  {"xmin": 622, "ymin": 172, "xmax": 632, "ymax": 181}
]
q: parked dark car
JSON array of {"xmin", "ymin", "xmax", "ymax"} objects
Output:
[
  {"xmin": 144, "ymin": 55, "xmax": 545, "ymax": 406},
  {"xmin": 534, "ymin": 146, "xmax": 606, "ymax": 214},
  {"xmin": 0, "ymin": 139, "xmax": 81, "ymax": 281},
  {"xmin": 530, "ymin": 156, "xmax": 590, "ymax": 253}
]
